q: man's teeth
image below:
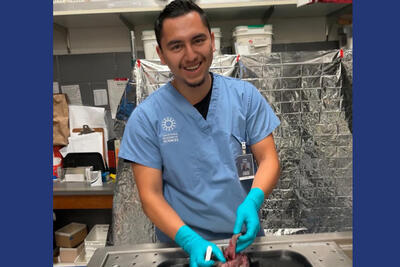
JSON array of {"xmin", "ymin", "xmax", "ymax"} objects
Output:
[{"xmin": 185, "ymin": 64, "xmax": 200, "ymax": 70}]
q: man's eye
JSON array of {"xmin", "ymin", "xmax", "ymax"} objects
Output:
[
  {"xmin": 171, "ymin": 45, "xmax": 182, "ymax": 51},
  {"xmin": 194, "ymin": 38, "xmax": 205, "ymax": 44}
]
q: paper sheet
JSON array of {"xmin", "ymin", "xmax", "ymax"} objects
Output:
[
  {"xmin": 61, "ymin": 84, "xmax": 83, "ymax": 105},
  {"xmin": 107, "ymin": 79, "xmax": 128, "ymax": 119},
  {"xmin": 68, "ymin": 105, "xmax": 107, "ymax": 132},
  {"xmin": 59, "ymin": 132, "xmax": 104, "ymax": 162},
  {"xmin": 68, "ymin": 105, "xmax": 109, "ymax": 164},
  {"xmin": 53, "ymin": 82, "xmax": 60, "ymax": 94},
  {"xmin": 93, "ymin": 89, "xmax": 108, "ymax": 106}
]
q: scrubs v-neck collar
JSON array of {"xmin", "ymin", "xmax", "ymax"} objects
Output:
[{"xmin": 166, "ymin": 73, "xmax": 219, "ymax": 133}]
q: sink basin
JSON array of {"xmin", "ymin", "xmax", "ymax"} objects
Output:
[
  {"xmin": 88, "ymin": 232, "xmax": 352, "ymax": 267},
  {"xmin": 157, "ymin": 250, "xmax": 312, "ymax": 267}
]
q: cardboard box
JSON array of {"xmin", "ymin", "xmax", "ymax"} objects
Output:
[
  {"xmin": 60, "ymin": 242, "xmax": 84, "ymax": 263},
  {"xmin": 55, "ymin": 222, "xmax": 87, "ymax": 248}
]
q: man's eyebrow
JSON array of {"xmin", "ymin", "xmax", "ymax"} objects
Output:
[
  {"xmin": 166, "ymin": 40, "xmax": 183, "ymax": 47},
  {"xmin": 192, "ymin": 33, "xmax": 207, "ymax": 40}
]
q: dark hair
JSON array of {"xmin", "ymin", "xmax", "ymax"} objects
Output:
[{"xmin": 154, "ymin": 0, "xmax": 211, "ymax": 49}]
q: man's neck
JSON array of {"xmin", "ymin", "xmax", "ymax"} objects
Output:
[{"xmin": 172, "ymin": 73, "xmax": 212, "ymax": 105}]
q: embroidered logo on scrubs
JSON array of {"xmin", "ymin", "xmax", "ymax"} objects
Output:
[
  {"xmin": 162, "ymin": 117, "xmax": 176, "ymax": 131},
  {"xmin": 161, "ymin": 117, "xmax": 179, "ymax": 143}
]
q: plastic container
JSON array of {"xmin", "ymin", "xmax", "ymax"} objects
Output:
[
  {"xmin": 55, "ymin": 222, "xmax": 87, "ymax": 248},
  {"xmin": 60, "ymin": 242, "xmax": 84, "ymax": 263},
  {"xmin": 233, "ymin": 25, "xmax": 273, "ymax": 55},
  {"xmin": 64, "ymin": 167, "xmax": 86, "ymax": 182},
  {"xmin": 53, "ymin": 157, "xmax": 62, "ymax": 179},
  {"xmin": 74, "ymin": 249, "xmax": 90, "ymax": 265},
  {"xmin": 141, "ymin": 30, "xmax": 158, "ymax": 60},
  {"xmin": 211, "ymin": 27, "xmax": 222, "ymax": 56},
  {"xmin": 84, "ymin": 224, "xmax": 109, "ymax": 257}
]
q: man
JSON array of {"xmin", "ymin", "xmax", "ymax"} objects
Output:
[{"xmin": 119, "ymin": 0, "xmax": 280, "ymax": 266}]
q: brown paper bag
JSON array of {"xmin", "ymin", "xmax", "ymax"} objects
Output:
[{"xmin": 53, "ymin": 94, "xmax": 70, "ymax": 146}]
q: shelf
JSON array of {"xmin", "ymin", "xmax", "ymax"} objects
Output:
[
  {"xmin": 53, "ymin": 1, "xmax": 351, "ymax": 55},
  {"xmin": 53, "ymin": 1, "xmax": 350, "ymax": 28},
  {"xmin": 53, "ymin": 0, "xmax": 298, "ymax": 16}
]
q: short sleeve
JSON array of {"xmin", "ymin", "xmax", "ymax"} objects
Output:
[
  {"xmin": 245, "ymin": 82, "xmax": 280, "ymax": 145},
  {"xmin": 118, "ymin": 108, "xmax": 162, "ymax": 170}
]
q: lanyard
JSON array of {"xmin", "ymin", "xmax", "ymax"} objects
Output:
[
  {"xmin": 232, "ymin": 133, "xmax": 247, "ymax": 155},
  {"xmin": 241, "ymin": 141, "xmax": 246, "ymax": 155}
]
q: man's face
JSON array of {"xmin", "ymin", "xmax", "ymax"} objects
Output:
[{"xmin": 156, "ymin": 11, "xmax": 215, "ymax": 89}]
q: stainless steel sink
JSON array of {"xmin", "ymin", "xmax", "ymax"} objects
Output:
[
  {"xmin": 88, "ymin": 232, "xmax": 352, "ymax": 267},
  {"xmin": 156, "ymin": 250, "xmax": 313, "ymax": 267}
]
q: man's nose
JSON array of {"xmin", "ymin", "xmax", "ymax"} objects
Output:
[{"xmin": 184, "ymin": 44, "xmax": 197, "ymax": 61}]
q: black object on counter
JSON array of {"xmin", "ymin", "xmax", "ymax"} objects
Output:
[{"xmin": 63, "ymin": 152, "xmax": 106, "ymax": 172}]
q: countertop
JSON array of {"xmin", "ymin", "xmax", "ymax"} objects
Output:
[{"xmin": 53, "ymin": 181, "xmax": 114, "ymax": 196}]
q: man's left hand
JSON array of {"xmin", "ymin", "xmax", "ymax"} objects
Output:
[{"xmin": 233, "ymin": 188, "xmax": 265, "ymax": 253}]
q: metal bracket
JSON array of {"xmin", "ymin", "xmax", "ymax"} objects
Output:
[
  {"xmin": 53, "ymin": 23, "xmax": 71, "ymax": 54},
  {"xmin": 119, "ymin": 14, "xmax": 135, "ymax": 30},
  {"xmin": 325, "ymin": 4, "xmax": 352, "ymax": 42},
  {"xmin": 262, "ymin": 6, "xmax": 275, "ymax": 24},
  {"xmin": 326, "ymin": 4, "xmax": 352, "ymax": 19}
]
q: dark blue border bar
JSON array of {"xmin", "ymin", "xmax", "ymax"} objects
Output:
[
  {"xmin": 1, "ymin": 1, "xmax": 52, "ymax": 266},
  {"xmin": 353, "ymin": 1, "xmax": 399, "ymax": 266}
]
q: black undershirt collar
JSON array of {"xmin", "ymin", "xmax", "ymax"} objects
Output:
[{"xmin": 193, "ymin": 73, "xmax": 213, "ymax": 120}]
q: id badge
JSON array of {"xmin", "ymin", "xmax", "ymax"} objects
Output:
[
  {"xmin": 236, "ymin": 153, "xmax": 255, "ymax": 180},
  {"xmin": 235, "ymin": 140, "xmax": 256, "ymax": 180}
]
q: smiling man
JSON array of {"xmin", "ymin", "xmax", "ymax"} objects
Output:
[
  {"xmin": 156, "ymin": 6, "xmax": 215, "ymax": 105},
  {"xmin": 118, "ymin": 1, "xmax": 281, "ymax": 266}
]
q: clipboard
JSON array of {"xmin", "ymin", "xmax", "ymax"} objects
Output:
[{"xmin": 72, "ymin": 126, "xmax": 106, "ymax": 165}]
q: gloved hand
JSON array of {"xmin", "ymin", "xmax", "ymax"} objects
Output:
[
  {"xmin": 233, "ymin": 187, "xmax": 265, "ymax": 253},
  {"xmin": 175, "ymin": 225, "xmax": 226, "ymax": 267}
]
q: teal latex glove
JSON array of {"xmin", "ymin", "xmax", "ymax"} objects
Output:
[
  {"xmin": 233, "ymin": 187, "xmax": 265, "ymax": 253},
  {"xmin": 175, "ymin": 225, "xmax": 226, "ymax": 267}
]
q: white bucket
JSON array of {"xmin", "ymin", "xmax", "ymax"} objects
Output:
[
  {"xmin": 141, "ymin": 30, "xmax": 159, "ymax": 60},
  {"xmin": 233, "ymin": 25, "xmax": 273, "ymax": 55},
  {"xmin": 211, "ymin": 27, "xmax": 222, "ymax": 56}
]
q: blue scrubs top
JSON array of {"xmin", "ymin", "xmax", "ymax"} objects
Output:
[{"xmin": 119, "ymin": 73, "xmax": 280, "ymax": 242}]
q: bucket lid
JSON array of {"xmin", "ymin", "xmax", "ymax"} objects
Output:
[
  {"xmin": 141, "ymin": 30, "xmax": 156, "ymax": 40},
  {"xmin": 233, "ymin": 24, "xmax": 273, "ymax": 36},
  {"xmin": 142, "ymin": 30, "xmax": 155, "ymax": 36}
]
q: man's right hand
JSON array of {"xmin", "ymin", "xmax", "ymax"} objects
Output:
[{"xmin": 175, "ymin": 225, "xmax": 226, "ymax": 267}]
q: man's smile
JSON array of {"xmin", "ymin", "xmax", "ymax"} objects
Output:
[{"xmin": 182, "ymin": 61, "xmax": 202, "ymax": 72}]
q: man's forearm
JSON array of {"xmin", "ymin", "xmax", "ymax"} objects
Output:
[
  {"xmin": 140, "ymin": 192, "xmax": 185, "ymax": 241},
  {"xmin": 250, "ymin": 134, "xmax": 280, "ymax": 197},
  {"xmin": 251, "ymin": 156, "xmax": 280, "ymax": 197},
  {"xmin": 131, "ymin": 163, "xmax": 186, "ymax": 241}
]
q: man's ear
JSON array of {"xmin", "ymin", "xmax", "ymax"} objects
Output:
[
  {"xmin": 156, "ymin": 45, "xmax": 166, "ymax": 65},
  {"xmin": 210, "ymin": 31, "xmax": 216, "ymax": 52}
]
